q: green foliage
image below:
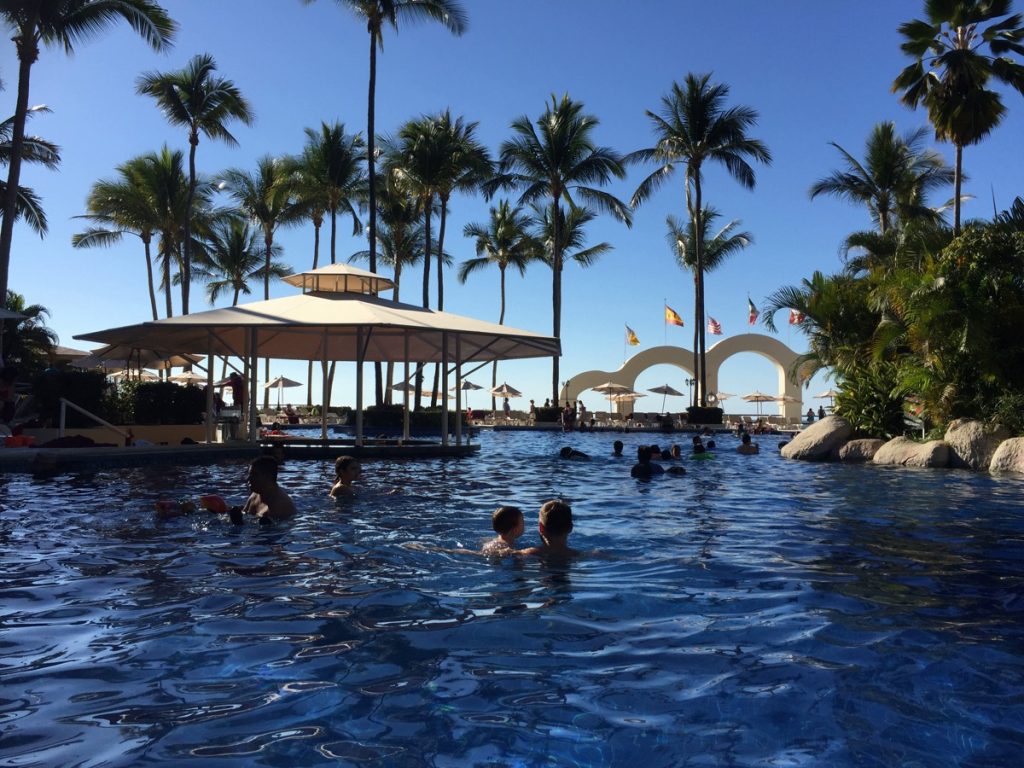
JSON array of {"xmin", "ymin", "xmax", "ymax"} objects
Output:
[
  {"xmin": 363, "ymin": 403, "xmax": 459, "ymax": 431},
  {"xmin": 31, "ymin": 368, "xmax": 110, "ymax": 428},
  {"xmin": 132, "ymin": 382, "xmax": 206, "ymax": 425},
  {"xmin": 833, "ymin": 363, "xmax": 906, "ymax": 439}
]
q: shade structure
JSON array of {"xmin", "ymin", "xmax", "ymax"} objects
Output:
[
  {"xmin": 591, "ymin": 381, "xmax": 633, "ymax": 395},
  {"xmin": 743, "ymin": 390, "xmax": 777, "ymax": 416},
  {"xmin": 282, "ymin": 263, "xmax": 395, "ymax": 295},
  {"xmin": 491, "ymin": 382, "xmax": 522, "ymax": 398},
  {"xmin": 456, "ymin": 380, "xmax": 483, "ymax": 391},
  {"xmin": 110, "ymin": 369, "xmax": 159, "ymax": 382},
  {"xmin": 715, "ymin": 391, "xmax": 735, "ymax": 402},
  {"xmin": 0, "ymin": 308, "xmax": 26, "ymax": 320},
  {"xmin": 168, "ymin": 371, "xmax": 207, "ymax": 385},
  {"xmin": 612, "ymin": 391, "xmax": 645, "ymax": 402},
  {"xmin": 73, "ymin": 344, "xmax": 202, "ymax": 372},
  {"xmin": 265, "ymin": 375, "xmax": 303, "ymax": 408},
  {"xmin": 76, "ymin": 265, "xmax": 559, "ymax": 447},
  {"xmin": 815, "ymin": 388, "xmax": 840, "ymax": 399},
  {"xmin": 648, "ymin": 384, "xmax": 684, "ymax": 411}
]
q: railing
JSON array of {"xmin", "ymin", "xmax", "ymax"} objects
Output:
[{"xmin": 59, "ymin": 398, "xmax": 130, "ymax": 443}]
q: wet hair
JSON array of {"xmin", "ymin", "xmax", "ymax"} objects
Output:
[
  {"xmin": 492, "ymin": 505, "xmax": 523, "ymax": 534},
  {"xmin": 540, "ymin": 499, "xmax": 573, "ymax": 537},
  {"xmin": 707, "ymin": 440, "xmax": 716, "ymax": 450},
  {"xmin": 660, "ymin": 449, "xmax": 672, "ymax": 460},
  {"xmin": 636, "ymin": 445, "xmax": 652, "ymax": 462},
  {"xmin": 250, "ymin": 455, "xmax": 279, "ymax": 481},
  {"xmin": 691, "ymin": 435, "xmax": 703, "ymax": 445},
  {"xmin": 671, "ymin": 444, "xmax": 682, "ymax": 458},
  {"xmin": 742, "ymin": 433, "xmax": 752, "ymax": 444},
  {"xmin": 559, "ymin": 446, "xmax": 573, "ymax": 459},
  {"xmin": 335, "ymin": 455, "xmax": 359, "ymax": 477},
  {"xmin": 649, "ymin": 444, "xmax": 661, "ymax": 455},
  {"xmin": 613, "ymin": 440, "xmax": 623, "ymax": 454}
]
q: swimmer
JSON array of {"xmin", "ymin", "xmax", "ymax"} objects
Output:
[
  {"xmin": 482, "ymin": 505, "xmax": 525, "ymax": 554},
  {"xmin": 706, "ymin": 439, "xmax": 716, "ymax": 450},
  {"xmin": 516, "ymin": 499, "xmax": 580, "ymax": 558},
  {"xmin": 631, "ymin": 445, "xmax": 665, "ymax": 478},
  {"xmin": 670, "ymin": 444, "xmax": 682, "ymax": 459},
  {"xmin": 737, "ymin": 433, "xmax": 760, "ymax": 455},
  {"xmin": 238, "ymin": 456, "xmax": 296, "ymax": 524},
  {"xmin": 559, "ymin": 446, "xmax": 590, "ymax": 460},
  {"xmin": 330, "ymin": 455, "xmax": 362, "ymax": 497},
  {"xmin": 612, "ymin": 440, "xmax": 624, "ymax": 456}
]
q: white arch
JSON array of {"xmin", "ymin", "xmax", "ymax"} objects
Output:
[{"xmin": 561, "ymin": 334, "xmax": 803, "ymax": 420}]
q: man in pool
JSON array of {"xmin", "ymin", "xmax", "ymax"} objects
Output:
[
  {"xmin": 737, "ymin": 433, "xmax": 760, "ymax": 454},
  {"xmin": 235, "ymin": 456, "xmax": 295, "ymax": 524},
  {"xmin": 330, "ymin": 455, "xmax": 362, "ymax": 497},
  {"xmin": 482, "ymin": 505, "xmax": 525, "ymax": 554},
  {"xmin": 517, "ymin": 500, "xmax": 579, "ymax": 558}
]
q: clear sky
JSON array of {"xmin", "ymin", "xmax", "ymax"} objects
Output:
[{"xmin": 3, "ymin": 0, "xmax": 1022, "ymax": 414}]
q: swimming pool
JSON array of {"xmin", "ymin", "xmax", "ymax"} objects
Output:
[{"xmin": 2, "ymin": 429, "xmax": 1022, "ymax": 766}]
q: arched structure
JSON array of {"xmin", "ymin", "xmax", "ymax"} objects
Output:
[{"xmin": 561, "ymin": 333, "xmax": 803, "ymax": 420}]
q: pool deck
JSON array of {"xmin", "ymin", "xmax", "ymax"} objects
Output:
[{"xmin": 0, "ymin": 439, "xmax": 480, "ymax": 475}]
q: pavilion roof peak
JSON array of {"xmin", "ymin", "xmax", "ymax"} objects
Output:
[{"xmin": 282, "ymin": 263, "xmax": 396, "ymax": 295}]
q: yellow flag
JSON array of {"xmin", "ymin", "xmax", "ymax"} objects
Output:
[
  {"xmin": 664, "ymin": 306, "xmax": 684, "ymax": 326},
  {"xmin": 625, "ymin": 325, "xmax": 640, "ymax": 346}
]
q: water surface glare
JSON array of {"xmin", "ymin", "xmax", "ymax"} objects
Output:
[{"xmin": 1, "ymin": 429, "xmax": 1022, "ymax": 766}]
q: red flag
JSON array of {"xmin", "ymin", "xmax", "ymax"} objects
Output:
[
  {"xmin": 664, "ymin": 305, "xmax": 684, "ymax": 327},
  {"xmin": 788, "ymin": 308, "xmax": 805, "ymax": 325},
  {"xmin": 748, "ymin": 297, "xmax": 759, "ymax": 326},
  {"xmin": 707, "ymin": 316, "xmax": 723, "ymax": 335}
]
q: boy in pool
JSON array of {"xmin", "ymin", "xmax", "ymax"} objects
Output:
[
  {"xmin": 330, "ymin": 455, "xmax": 362, "ymax": 497},
  {"xmin": 236, "ymin": 456, "xmax": 296, "ymax": 524},
  {"xmin": 482, "ymin": 505, "xmax": 525, "ymax": 554},
  {"xmin": 737, "ymin": 433, "xmax": 760, "ymax": 454},
  {"xmin": 517, "ymin": 500, "xmax": 580, "ymax": 558}
]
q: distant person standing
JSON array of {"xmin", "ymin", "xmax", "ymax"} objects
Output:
[
  {"xmin": 228, "ymin": 372, "xmax": 245, "ymax": 409},
  {"xmin": 818, "ymin": 405, "xmax": 826, "ymax": 420},
  {"xmin": 503, "ymin": 397, "xmax": 511, "ymax": 419},
  {"xmin": 806, "ymin": 407, "xmax": 815, "ymax": 423},
  {"xmin": 528, "ymin": 399, "xmax": 536, "ymax": 421}
]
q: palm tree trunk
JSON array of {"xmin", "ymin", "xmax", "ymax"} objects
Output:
[
  {"xmin": 143, "ymin": 235, "xmax": 158, "ymax": 321},
  {"xmin": 182, "ymin": 134, "xmax": 198, "ymax": 315},
  {"xmin": 163, "ymin": 247, "xmax": 174, "ymax": 318},
  {"xmin": 416, "ymin": 196, "xmax": 433, "ymax": 410},
  {"xmin": 386, "ymin": 264, "xmax": 401, "ymax": 405},
  {"xmin": 494, "ymin": 264, "xmax": 508, "ymax": 412},
  {"xmin": 223, "ymin": 287, "xmax": 241, "ymax": 380},
  {"xmin": 313, "ymin": 217, "xmax": 322, "ymax": 269},
  {"xmin": 692, "ymin": 275, "xmax": 699, "ymax": 408},
  {"xmin": 694, "ymin": 178, "xmax": 707, "ymax": 407},
  {"xmin": 367, "ymin": 29, "xmax": 385, "ymax": 409},
  {"xmin": 954, "ymin": 143, "xmax": 963, "ymax": 236},
  {"xmin": 330, "ymin": 206, "xmax": 337, "ymax": 264},
  {"xmin": 263, "ymin": 233, "xmax": 272, "ymax": 411},
  {"xmin": 551, "ymin": 201, "xmax": 562, "ymax": 405},
  {"xmin": 0, "ymin": 22, "xmax": 39, "ymax": 306},
  {"xmin": 430, "ymin": 197, "xmax": 450, "ymax": 408}
]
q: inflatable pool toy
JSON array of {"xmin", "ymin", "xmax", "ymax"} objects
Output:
[{"xmin": 199, "ymin": 494, "xmax": 228, "ymax": 514}]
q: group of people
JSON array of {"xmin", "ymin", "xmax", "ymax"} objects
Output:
[{"xmin": 805, "ymin": 405, "xmax": 828, "ymax": 423}]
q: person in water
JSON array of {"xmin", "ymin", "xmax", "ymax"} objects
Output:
[
  {"xmin": 517, "ymin": 500, "xmax": 579, "ymax": 558},
  {"xmin": 559, "ymin": 446, "xmax": 590, "ymax": 460},
  {"xmin": 482, "ymin": 505, "xmax": 525, "ymax": 554},
  {"xmin": 612, "ymin": 440, "xmax": 624, "ymax": 456},
  {"xmin": 237, "ymin": 456, "xmax": 296, "ymax": 524},
  {"xmin": 737, "ymin": 433, "xmax": 760, "ymax": 454},
  {"xmin": 631, "ymin": 445, "xmax": 665, "ymax": 478},
  {"xmin": 330, "ymin": 455, "xmax": 362, "ymax": 497}
]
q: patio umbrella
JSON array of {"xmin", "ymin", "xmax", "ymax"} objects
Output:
[
  {"xmin": 715, "ymin": 392, "xmax": 734, "ymax": 401},
  {"xmin": 648, "ymin": 383, "xmax": 684, "ymax": 411},
  {"xmin": 742, "ymin": 390, "xmax": 777, "ymax": 416},
  {"xmin": 168, "ymin": 371, "xmax": 207, "ymax": 385},
  {"xmin": 264, "ymin": 375, "xmax": 303, "ymax": 408},
  {"xmin": 591, "ymin": 381, "xmax": 633, "ymax": 410},
  {"xmin": 110, "ymin": 369, "xmax": 160, "ymax": 382},
  {"xmin": 815, "ymin": 388, "xmax": 840, "ymax": 407},
  {"xmin": 491, "ymin": 382, "xmax": 522, "ymax": 398},
  {"xmin": 451, "ymin": 379, "xmax": 483, "ymax": 408}
]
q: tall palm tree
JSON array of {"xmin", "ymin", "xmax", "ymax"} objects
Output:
[
  {"xmin": 0, "ymin": 0, "xmax": 176, "ymax": 305},
  {"xmin": 136, "ymin": 53, "xmax": 253, "ymax": 314},
  {"xmin": 460, "ymin": 200, "xmax": 540, "ymax": 407},
  {"xmin": 220, "ymin": 156, "xmax": 304, "ymax": 408},
  {"xmin": 73, "ymin": 154, "xmax": 164, "ymax": 319},
  {"xmin": 490, "ymin": 94, "xmax": 632, "ymax": 402},
  {"xmin": 0, "ymin": 106, "xmax": 61, "ymax": 238},
  {"xmin": 300, "ymin": 0, "xmax": 467, "ymax": 277},
  {"xmin": 295, "ymin": 121, "xmax": 366, "ymax": 266},
  {"xmin": 666, "ymin": 206, "xmax": 753, "ymax": 368},
  {"xmin": 629, "ymin": 73, "xmax": 771, "ymax": 407},
  {"xmin": 194, "ymin": 217, "xmax": 290, "ymax": 307},
  {"xmin": 809, "ymin": 122, "xmax": 954, "ymax": 234},
  {"xmin": 893, "ymin": 0, "xmax": 1024, "ymax": 234}
]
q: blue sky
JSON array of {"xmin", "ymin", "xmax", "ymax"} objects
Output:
[{"xmin": 3, "ymin": 1, "xmax": 1022, "ymax": 414}]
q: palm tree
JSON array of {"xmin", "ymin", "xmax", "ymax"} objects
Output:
[
  {"xmin": 893, "ymin": 1, "xmax": 1024, "ymax": 234},
  {"xmin": 809, "ymin": 122, "xmax": 954, "ymax": 234},
  {"xmin": 3, "ymin": 290, "xmax": 58, "ymax": 375},
  {"xmin": 0, "ymin": 106, "xmax": 61, "ymax": 238},
  {"xmin": 220, "ymin": 156, "xmax": 304, "ymax": 408},
  {"xmin": 73, "ymin": 154, "xmax": 163, "ymax": 319},
  {"xmin": 136, "ymin": 53, "xmax": 253, "ymax": 314},
  {"xmin": 195, "ymin": 217, "xmax": 290, "ymax": 307},
  {"xmin": 295, "ymin": 121, "xmax": 366, "ymax": 266},
  {"xmin": 460, "ymin": 200, "xmax": 540, "ymax": 407},
  {"xmin": 666, "ymin": 206, "xmax": 753, "ymax": 368},
  {"xmin": 0, "ymin": 0, "xmax": 176, "ymax": 306},
  {"xmin": 490, "ymin": 94, "xmax": 632, "ymax": 402},
  {"xmin": 629, "ymin": 73, "xmax": 771, "ymax": 407},
  {"xmin": 300, "ymin": 0, "xmax": 467, "ymax": 278}
]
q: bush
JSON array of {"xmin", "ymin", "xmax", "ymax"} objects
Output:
[
  {"xmin": 32, "ymin": 368, "xmax": 111, "ymax": 427},
  {"xmin": 132, "ymin": 382, "xmax": 206, "ymax": 425},
  {"xmin": 363, "ymin": 403, "xmax": 460, "ymax": 431},
  {"xmin": 534, "ymin": 406, "xmax": 562, "ymax": 422}
]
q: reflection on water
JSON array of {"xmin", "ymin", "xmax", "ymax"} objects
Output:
[{"xmin": 1, "ymin": 430, "xmax": 1022, "ymax": 766}]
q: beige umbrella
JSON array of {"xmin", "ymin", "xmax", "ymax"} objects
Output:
[
  {"xmin": 815, "ymin": 388, "xmax": 840, "ymax": 407},
  {"xmin": 110, "ymin": 369, "xmax": 159, "ymax": 382},
  {"xmin": 591, "ymin": 381, "xmax": 633, "ymax": 410},
  {"xmin": 491, "ymin": 382, "xmax": 522, "ymax": 398},
  {"xmin": 715, "ymin": 391, "xmax": 735, "ymax": 401},
  {"xmin": 648, "ymin": 384, "xmax": 684, "ymax": 411},
  {"xmin": 612, "ymin": 391, "xmax": 646, "ymax": 402},
  {"xmin": 742, "ymin": 390, "xmax": 777, "ymax": 416},
  {"xmin": 169, "ymin": 371, "xmax": 207, "ymax": 385},
  {"xmin": 264, "ymin": 375, "xmax": 303, "ymax": 408}
]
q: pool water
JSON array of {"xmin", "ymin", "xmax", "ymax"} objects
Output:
[{"xmin": 1, "ymin": 430, "xmax": 1022, "ymax": 767}]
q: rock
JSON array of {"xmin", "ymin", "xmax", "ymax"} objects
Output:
[
  {"xmin": 944, "ymin": 419, "xmax": 1010, "ymax": 470},
  {"xmin": 989, "ymin": 438, "xmax": 1024, "ymax": 474},
  {"xmin": 781, "ymin": 415, "xmax": 853, "ymax": 461},
  {"xmin": 872, "ymin": 437, "xmax": 950, "ymax": 468},
  {"xmin": 838, "ymin": 439, "xmax": 885, "ymax": 463}
]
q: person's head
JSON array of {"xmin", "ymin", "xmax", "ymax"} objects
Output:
[
  {"xmin": 559, "ymin": 446, "xmax": 573, "ymax": 459},
  {"xmin": 492, "ymin": 505, "xmax": 524, "ymax": 538},
  {"xmin": 613, "ymin": 439, "xmax": 623, "ymax": 455},
  {"xmin": 691, "ymin": 435, "xmax": 703, "ymax": 446},
  {"xmin": 334, "ymin": 455, "xmax": 362, "ymax": 484},
  {"xmin": 649, "ymin": 444, "xmax": 661, "ymax": 455},
  {"xmin": 636, "ymin": 445, "xmax": 652, "ymax": 462},
  {"xmin": 742, "ymin": 433, "xmax": 752, "ymax": 445},
  {"xmin": 692, "ymin": 443, "xmax": 706, "ymax": 454},
  {"xmin": 539, "ymin": 499, "xmax": 573, "ymax": 539},
  {"xmin": 247, "ymin": 456, "xmax": 279, "ymax": 493},
  {"xmin": 671, "ymin": 444, "xmax": 682, "ymax": 458},
  {"xmin": 660, "ymin": 449, "xmax": 672, "ymax": 460},
  {"xmin": 707, "ymin": 439, "xmax": 716, "ymax": 450}
]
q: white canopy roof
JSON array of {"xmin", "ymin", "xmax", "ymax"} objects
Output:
[
  {"xmin": 282, "ymin": 263, "xmax": 396, "ymax": 295},
  {"xmin": 75, "ymin": 287, "xmax": 559, "ymax": 363}
]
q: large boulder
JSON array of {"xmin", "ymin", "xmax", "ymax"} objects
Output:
[
  {"xmin": 838, "ymin": 438, "xmax": 885, "ymax": 463},
  {"xmin": 872, "ymin": 437, "xmax": 950, "ymax": 468},
  {"xmin": 944, "ymin": 419, "xmax": 1010, "ymax": 470},
  {"xmin": 781, "ymin": 415, "xmax": 852, "ymax": 461},
  {"xmin": 989, "ymin": 438, "xmax": 1024, "ymax": 474}
]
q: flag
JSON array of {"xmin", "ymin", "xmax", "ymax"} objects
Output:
[
  {"xmin": 788, "ymin": 308, "xmax": 805, "ymax": 325},
  {"xmin": 664, "ymin": 305, "xmax": 684, "ymax": 327},
  {"xmin": 625, "ymin": 325, "xmax": 640, "ymax": 346},
  {"xmin": 707, "ymin": 316, "xmax": 723, "ymax": 335},
  {"xmin": 748, "ymin": 297, "xmax": 759, "ymax": 326}
]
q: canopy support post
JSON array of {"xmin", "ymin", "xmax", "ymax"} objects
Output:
[
  {"xmin": 204, "ymin": 336, "xmax": 214, "ymax": 443},
  {"xmin": 321, "ymin": 329, "xmax": 329, "ymax": 441},
  {"xmin": 454, "ymin": 334, "xmax": 462, "ymax": 446},
  {"xmin": 355, "ymin": 325, "xmax": 364, "ymax": 447},
  {"xmin": 248, "ymin": 328, "xmax": 259, "ymax": 442},
  {"xmin": 441, "ymin": 331, "xmax": 449, "ymax": 447},
  {"xmin": 403, "ymin": 331, "xmax": 410, "ymax": 443}
]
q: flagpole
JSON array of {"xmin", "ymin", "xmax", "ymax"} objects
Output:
[{"xmin": 663, "ymin": 299, "xmax": 667, "ymax": 346}]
